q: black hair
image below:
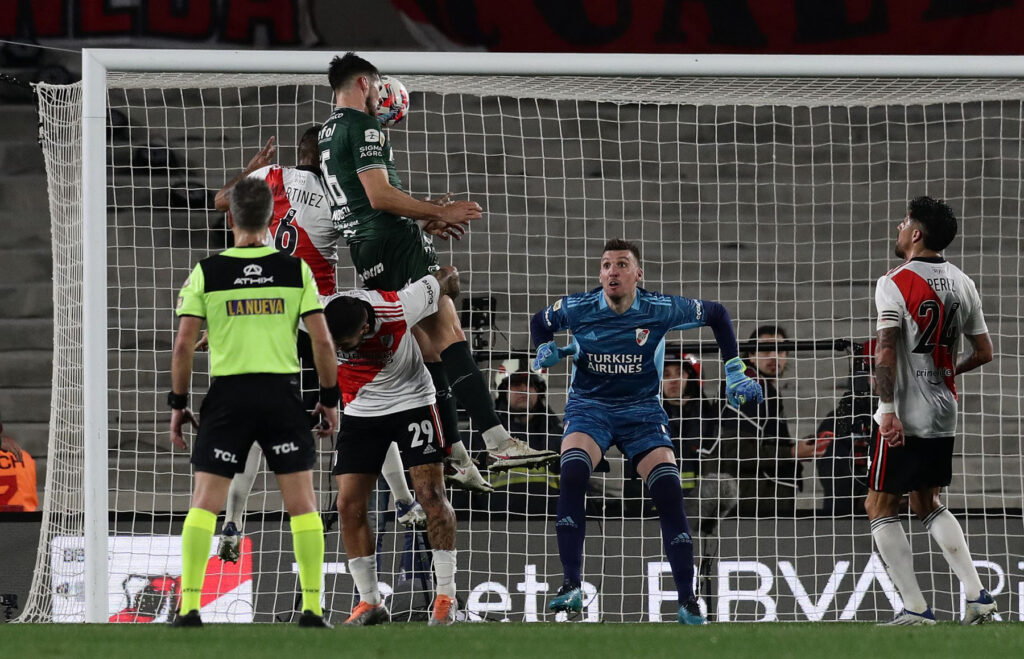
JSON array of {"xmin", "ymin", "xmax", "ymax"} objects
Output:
[
  {"xmin": 298, "ymin": 125, "xmax": 320, "ymax": 164},
  {"xmin": 324, "ymin": 296, "xmax": 375, "ymax": 342},
  {"xmin": 908, "ymin": 196, "xmax": 958, "ymax": 251},
  {"xmin": 229, "ymin": 177, "xmax": 273, "ymax": 231},
  {"xmin": 328, "ymin": 52, "xmax": 380, "ymax": 92},
  {"xmin": 602, "ymin": 238, "xmax": 641, "ymax": 265},
  {"xmin": 745, "ymin": 325, "xmax": 788, "ymax": 356}
]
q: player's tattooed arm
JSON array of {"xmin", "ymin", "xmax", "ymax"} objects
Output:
[
  {"xmin": 955, "ymin": 332, "xmax": 994, "ymax": 375},
  {"xmin": 434, "ymin": 266, "xmax": 461, "ymax": 300},
  {"xmin": 874, "ymin": 327, "xmax": 900, "ymax": 403}
]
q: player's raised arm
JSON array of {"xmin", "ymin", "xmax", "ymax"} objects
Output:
[
  {"xmin": 669, "ymin": 296, "xmax": 764, "ymax": 408},
  {"xmin": 213, "ymin": 137, "xmax": 276, "ymax": 212}
]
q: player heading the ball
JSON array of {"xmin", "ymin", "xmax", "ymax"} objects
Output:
[{"xmin": 320, "ymin": 52, "xmax": 557, "ymax": 489}]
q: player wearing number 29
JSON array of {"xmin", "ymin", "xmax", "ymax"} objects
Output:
[
  {"xmin": 532, "ymin": 238, "xmax": 763, "ymax": 625},
  {"xmin": 325, "ymin": 268, "xmax": 463, "ymax": 627},
  {"xmin": 866, "ymin": 196, "xmax": 997, "ymax": 626}
]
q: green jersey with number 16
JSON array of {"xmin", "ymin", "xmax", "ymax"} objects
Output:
[{"xmin": 317, "ymin": 106, "xmax": 415, "ymax": 245}]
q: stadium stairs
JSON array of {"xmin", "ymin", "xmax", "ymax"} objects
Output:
[{"xmin": 0, "ymin": 62, "xmax": 54, "ymax": 504}]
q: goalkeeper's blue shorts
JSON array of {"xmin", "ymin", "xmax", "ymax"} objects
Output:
[{"xmin": 562, "ymin": 398, "xmax": 672, "ymax": 462}]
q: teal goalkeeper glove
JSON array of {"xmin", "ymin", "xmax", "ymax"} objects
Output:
[
  {"xmin": 724, "ymin": 357, "xmax": 764, "ymax": 407},
  {"xmin": 533, "ymin": 340, "xmax": 579, "ymax": 370}
]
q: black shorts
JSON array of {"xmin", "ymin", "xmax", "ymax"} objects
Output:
[
  {"xmin": 332, "ymin": 404, "xmax": 445, "ymax": 475},
  {"xmin": 193, "ymin": 374, "xmax": 316, "ymax": 478},
  {"xmin": 349, "ymin": 221, "xmax": 439, "ymax": 291},
  {"xmin": 867, "ymin": 432, "xmax": 954, "ymax": 494}
]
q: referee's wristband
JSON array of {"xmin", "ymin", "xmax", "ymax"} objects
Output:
[
  {"xmin": 319, "ymin": 385, "xmax": 340, "ymax": 408},
  {"xmin": 167, "ymin": 391, "xmax": 188, "ymax": 410},
  {"xmin": 876, "ymin": 401, "xmax": 895, "ymax": 415}
]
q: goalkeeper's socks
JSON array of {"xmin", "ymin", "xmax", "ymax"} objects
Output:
[
  {"xmin": 923, "ymin": 506, "xmax": 984, "ymax": 600},
  {"xmin": 432, "ymin": 549, "xmax": 457, "ymax": 599},
  {"xmin": 348, "ymin": 555, "xmax": 382, "ymax": 606},
  {"xmin": 426, "ymin": 361, "xmax": 466, "ymax": 450},
  {"xmin": 556, "ymin": 448, "xmax": 592, "ymax": 585},
  {"xmin": 645, "ymin": 463, "xmax": 695, "ymax": 602},
  {"xmin": 290, "ymin": 511, "xmax": 325, "ymax": 617},
  {"xmin": 871, "ymin": 516, "xmax": 929, "ymax": 613},
  {"xmin": 441, "ymin": 342, "xmax": 505, "ymax": 448},
  {"xmin": 180, "ymin": 507, "xmax": 217, "ymax": 613}
]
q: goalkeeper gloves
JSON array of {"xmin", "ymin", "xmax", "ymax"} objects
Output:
[
  {"xmin": 724, "ymin": 356, "xmax": 764, "ymax": 407},
  {"xmin": 533, "ymin": 339, "xmax": 579, "ymax": 370}
]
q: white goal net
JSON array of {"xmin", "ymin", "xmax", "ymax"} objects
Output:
[{"xmin": 23, "ymin": 53, "xmax": 1024, "ymax": 623}]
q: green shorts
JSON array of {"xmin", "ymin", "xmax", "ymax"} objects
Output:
[{"xmin": 349, "ymin": 221, "xmax": 439, "ymax": 291}]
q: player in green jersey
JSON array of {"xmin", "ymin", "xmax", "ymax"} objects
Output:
[
  {"xmin": 319, "ymin": 53, "xmax": 558, "ymax": 487},
  {"xmin": 167, "ymin": 178, "xmax": 340, "ymax": 627}
]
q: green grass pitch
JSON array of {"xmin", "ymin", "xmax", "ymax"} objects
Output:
[{"xmin": 4, "ymin": 623, "xmax": 1023, "ymax": 659}]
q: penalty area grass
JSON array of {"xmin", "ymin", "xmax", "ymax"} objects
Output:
[{"xmin": 3, "ymin": 621, "xmax": 1022, "ymax": 659}]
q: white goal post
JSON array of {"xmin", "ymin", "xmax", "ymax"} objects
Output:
[{"xmin": 25, "ymin": 49, "xmax": 1024, "ymax": 624}]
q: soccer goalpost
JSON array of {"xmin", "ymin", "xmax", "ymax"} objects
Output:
[{"xmin": 24, "ymin": 49, "xmax": 1023, "ymax": 623}]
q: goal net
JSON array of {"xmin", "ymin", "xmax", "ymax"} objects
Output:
[{"xmin": 24, "ymin": 52, "xmax": 1023, "ymax": 623}]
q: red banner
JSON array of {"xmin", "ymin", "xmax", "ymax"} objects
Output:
[
  {"xmin": 0, "ymin": 0, "xmax": 312, "ymax": 46},
  {"xmin": 390, "ymin": 0, "xmax": 1024, "ymax": 54}
]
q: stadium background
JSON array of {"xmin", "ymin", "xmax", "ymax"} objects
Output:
[{"xmin": 1, "ymin": 0, "xmax": 1022, "ymax": 625}]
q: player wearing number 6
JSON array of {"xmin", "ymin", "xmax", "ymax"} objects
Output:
[
  {"xmin": 531, "ymin": 238, "xmax": 762, "ymax": 625},
  {"xmin": 866, "ymin": 196, "xmax": 996, "ymax": 626},
  {"xmin": 325, "ymin": 267, "xmax": 463, "ymax": 627}
]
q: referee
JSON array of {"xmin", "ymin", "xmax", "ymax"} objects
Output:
[{"xmin": 167, "ymin": 177, "xmax": 339, "ymax": 628}]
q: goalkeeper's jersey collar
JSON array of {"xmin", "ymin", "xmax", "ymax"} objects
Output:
[{"xmin": 597, "ymin": 287, "xmax": 644, "ymax": 313}]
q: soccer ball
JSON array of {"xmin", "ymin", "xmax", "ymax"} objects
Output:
[{"xmin": 377, "ymin": 75, "xmax": 410, "ymax": 127}]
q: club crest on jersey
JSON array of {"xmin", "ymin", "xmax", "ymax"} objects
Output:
[
  {"xmin": 635, "ymin": 328, "xmax": 650, "ymax": 346},
  {"xmin": 380, "ymin": 335, "xmax": 395, "ymax": 349}
]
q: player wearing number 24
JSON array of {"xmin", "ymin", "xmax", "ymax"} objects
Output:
[
  {"xmin": 866, "ymin": 196, "xmax": 996, "ymax": 626},
  {"xmin": 531, "ymin": 238, "xmax": 762, "ymax": 625}
]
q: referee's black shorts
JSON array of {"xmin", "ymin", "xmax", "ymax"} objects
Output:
[
  {"xmin": 193, "ymin": 373, "xmax": 315, "ymax": 478},
  {"xmin": 868, "ymin": 432, "xmax": 955, "ymax": 494},
  {"xmin": 332, "ymin": 404, "xmax": 445, "ymax": 476}
]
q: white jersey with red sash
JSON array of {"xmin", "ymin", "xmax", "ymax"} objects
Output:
[
  {"xmin": 325, "ymin": 275, "xmax": 441, "ymax": 417},
  {"xmin": 874, "ymin": 256, "xmax": 987, "ymax": 437},
  {"xmin": 249, "ymin": 164, "xmax": 340, "ymax": 295}
]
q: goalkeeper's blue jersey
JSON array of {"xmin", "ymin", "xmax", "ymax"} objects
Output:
[{"xmin": 537, "ymin": 287, "xmax": 706, "ymax": 410}]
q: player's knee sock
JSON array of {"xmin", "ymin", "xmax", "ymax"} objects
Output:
[
  {"xmin": 224, "ymin": 444, "xmax": 261, "ymax": 529},
  {"xmin": 645, "ymin": 463, "xmax": 695, "ymax": 603},
  {"xmin": 556, "ymin": 448, "xmax": 592, "ymax": 586},
  {"xmin": 290, "ymin": 511, "xmax": 325, "ymax": 616},
  {"xmin": 440, "ymin": 342, "xmax": 506, "ymax": 449},
  {"xmin": 432, "ymin": 549, "xmax": 457, "ymax": 599},
  {"xmin": 180, "ymin": 507, "xmax": 216, "ymax": 613},
  {"xmin": 348, "ymin": 555, "xmax": 382, "ymax": 606},
  {"xmin": 923, "ymin": 506, "xmax": 984, "ymax": 600},
  {"xmin": 870, "ymin": 516, "xmax": 928, "ymax": 612},
  {"xmin": 381, "ymin": 442, "xmax": 415, "ymax": 504},
  {"xmin": 426, "ymin": 361, "xmax": 466, "ymax": 453}
]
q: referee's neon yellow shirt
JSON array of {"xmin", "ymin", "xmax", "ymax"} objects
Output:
[{"xmin": 176, "ymin": 246, "xmax": 323, "ymax": 376}]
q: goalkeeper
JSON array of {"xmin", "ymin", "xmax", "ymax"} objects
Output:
[{"xmin": 531, "ymin": 238, "xmax": 762, "ymax": 625}]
